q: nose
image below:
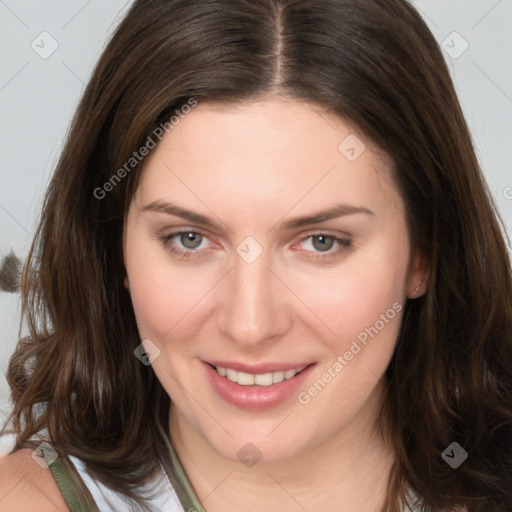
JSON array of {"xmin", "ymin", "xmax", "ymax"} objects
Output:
[{"xmin": 216, "ymin": 249, "xmax": 293, "ymax": 350}]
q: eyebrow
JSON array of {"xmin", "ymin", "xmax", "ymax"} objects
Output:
[{"xmin": 141, "ymin": 200, "xmax": 374, "ymax": 231}]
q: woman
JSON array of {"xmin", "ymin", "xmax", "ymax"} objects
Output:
[{"xmin": 1, "ymin": 0, "xmax": 511, "ymax": 510}]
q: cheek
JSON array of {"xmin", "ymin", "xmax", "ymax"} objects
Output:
[
  {"xmin": 125, "ymin": 232, "xmax": 211, "ymax": 340},
  {"xmin": 291, "ymin": 245, "xmax": 408, "ymax": 425},
  {"xmin": 287, "ymin": 235, "xmax": 409, "ymax": 355}
]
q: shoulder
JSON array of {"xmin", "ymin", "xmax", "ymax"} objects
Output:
[{"xmin": 0, "ymin": 449, "xmax": 68, "ymax": 511}]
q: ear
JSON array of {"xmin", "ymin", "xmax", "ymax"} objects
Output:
[
  {"xmin": 406, "ymin": 246, "xmax": 429, "ymax": 299},
  {"xmin": 122, "ymin": 217, "xmax": 130, "ymax": 291},
  {"xmin": 123, "ymin": 238, "xmax": 130, "ymax": 290}
]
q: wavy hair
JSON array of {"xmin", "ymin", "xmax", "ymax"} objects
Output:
[{"xmin": 2, "ymin": 0, "xmax": 511, "ymax": 510}]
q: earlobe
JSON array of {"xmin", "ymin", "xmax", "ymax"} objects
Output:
[
  {"xmin": 409, "ymin": 278, "xmax": 426, "ymax": 299},
  {"xmin": 122, "ymin": 225, "xmax": 130, "ymax": 292},
  {"xmin": 407, "ymin": 248, "xmax": 429, "ymax": 299}
]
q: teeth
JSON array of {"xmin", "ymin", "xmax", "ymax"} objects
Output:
[
  {"xmin": 284, "ymin": 369, "xmax": 297, "ymax": 379},
  {"xmin": 215, "ymin": 365, "xmax": 307, "ymax": 386},
  {"xmin": 255, "ymin": 373, "xmax": 273, "ymax": 386},
  {"xmin": 272, "ymin": 371, "xmax": 285, "ymax": 384},
  {"xmin": 237, "ymin": 371, "xmax": 255, "ymax": 385}
]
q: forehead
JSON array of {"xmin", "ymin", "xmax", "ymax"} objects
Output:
[{"xmin": 134, "ymin": 98, "xmax": 400, "ymax": 222}]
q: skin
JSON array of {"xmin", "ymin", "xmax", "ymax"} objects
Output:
[
  {"xmin": 0, "ymin": 449, "xmax": 68, "ymax": 511},
  {"xmin": 123, "ymin": 96, "xmax": 427, "ymax": 512}
]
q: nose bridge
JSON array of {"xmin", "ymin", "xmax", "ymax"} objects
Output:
[{"xmin": 217, "ymin": 245, "xmax": 290, "ymax": 347}]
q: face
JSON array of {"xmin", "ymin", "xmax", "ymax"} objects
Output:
[{"xmin": 124, "ymin": 97, "xmax": 426, "ymax": 465}]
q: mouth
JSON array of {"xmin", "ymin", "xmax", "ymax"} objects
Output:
[
  {"xmin": 208, "ymin": 363, "xmax": 309, "ymax": 386},
  {"xmin": 203, "ymin": 361, "xmax": 316, "ymax": 410}
]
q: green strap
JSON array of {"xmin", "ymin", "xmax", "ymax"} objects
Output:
[
  {"xmin": 25, "ymin": 429, "xmax": 205, "ymax": 512},
  {"xmin": 24, "ymin": 434, "xmax": 100, "ymax": 512},
  {"xmin": 157, "ymin": 423, "xmax": 206, "ymax": 512},
  {"xmin": 47, "ymin": 455, "xmax": 100, "ymax": 512}
]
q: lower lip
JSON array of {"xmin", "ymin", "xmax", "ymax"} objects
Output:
[{"xmin": 203, "ymin": 361, "xmax": 316, "ymax": 410}]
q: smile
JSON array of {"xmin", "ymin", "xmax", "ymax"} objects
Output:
[
  {"xmin": 203, "ymin": 361, "xmax": 316, "ymax": 410},
  {"xmin": 212, "ymin": 365, "xmax": 307, "ymax": 386}
]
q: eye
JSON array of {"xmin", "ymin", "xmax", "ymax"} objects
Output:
[
  {"xmin": 159, "ymin": 230, "xmax": 212, "ymax": 259},
  {"xmin": 177, "ymin": 231, "xmax": 204, "ymax": 249},
  {"xmin": 307, "ymin": 234, "xmax": 335, "ymax": 252},
  {"xmin": 298, "ymin": 233, "xmax": 352, "ymax": 259}
]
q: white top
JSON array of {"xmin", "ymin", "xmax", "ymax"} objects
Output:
[{"xmin": 68, "ymin": 455, "xmax": 185, "ymax": 512}]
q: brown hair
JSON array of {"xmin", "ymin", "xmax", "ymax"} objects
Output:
[{"xmin": 2, "ymin": 0, "xmax": 511, "ymax": 510}]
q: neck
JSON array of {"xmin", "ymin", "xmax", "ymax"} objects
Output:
[{"xmin": 168, "ymin": 383, "xmax": 395, "ymax": 512}]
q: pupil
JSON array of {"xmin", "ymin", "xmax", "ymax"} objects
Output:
[
  {"xmin": 181, "ymin": 232, "xmax": 202, "ymax": 249},
  {"xmin": 313, "ymin": 235, "xmax": 334, "ymax": 252}
]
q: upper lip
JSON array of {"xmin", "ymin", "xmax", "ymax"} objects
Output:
[{"xmin": 204, "ymin": 360, "xmax": 314, "ymax": 374}]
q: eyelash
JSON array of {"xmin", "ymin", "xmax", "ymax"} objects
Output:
[{"xmin": 158, "ymin": 230, "xmax": 353, "ymax": 261}]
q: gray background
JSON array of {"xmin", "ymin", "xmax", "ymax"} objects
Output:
[{"xmin": 1, "ymin": 1, "xmax": 511, "ymax": 454}]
